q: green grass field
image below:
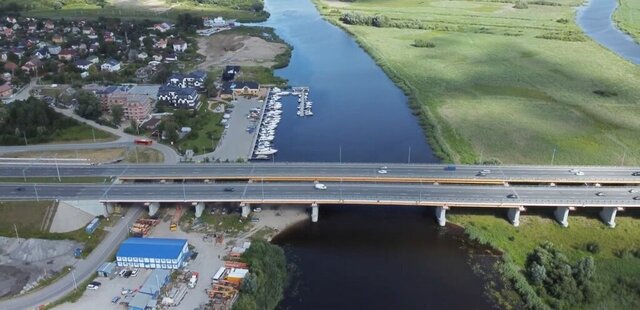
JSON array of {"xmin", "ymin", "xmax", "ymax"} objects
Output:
[
  {"xmin": 615, "ymin": 0, "xmax": 640, "ymax": 41},
  {"xmin": 318, "ymin": 0, "xmax": 640, "ymax": 165},
  {"xmin": 176, "ymin": 101, "xmax": 224, "ymax": 155},
  {"xmin": 49, "ymin": 123, "xmax": 116, "ymax": 144},
  {"xmin": 449, "ymin": 210, "xmax": 640, "ymax": 308}
]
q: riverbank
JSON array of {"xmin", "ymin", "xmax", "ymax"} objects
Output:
[
  {"xmin": 449, "ymin": 211, "xmax": 640, "ymax": 308},
  {"xmin": 614, "ymin": 0, "xmax": 640, "ymax": 41},
  {"xmin": 315, "ymin": 0, "xmax": 640, "ymax": 165}
]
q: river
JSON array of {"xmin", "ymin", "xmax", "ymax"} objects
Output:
[
  {"xmin": 577, "ymin": 0, "xmax": 640, "ymax": 64},
  {"xmin": 255, "ymin": 0, "xmax": 496, "ymax": 309}
]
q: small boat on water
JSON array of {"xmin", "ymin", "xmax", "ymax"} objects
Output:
[
  {"xmin": 305, "ymin": 110, "xmax": 314, "ymax": 116},
  {"xmin": 254, "ymin": 155, "xmax": 270, "ymax": 160}
]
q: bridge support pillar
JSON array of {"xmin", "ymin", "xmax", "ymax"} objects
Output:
[
  {"xmin": 435, "ymin": 206, "xmax": 448, "ymax": 227},
  {"xmin": 240, "ymin": 203, "xmax": 250, "ymax": 218},
  {"xmin": 554, "ymin": 207, "xmax": 570, "ymax": 227},
  {"xmin": 103, "ymin": 202, "xmax": 114, "ymax": 215},
  {"xmin": 311, "ymin": 203, "xmax": 319, "ymax": 223},
  {"xmin": 507, "ymin": 207, "xmax": 524, "ymax": 227},
  {"xmin": 599, "ymin": 207, "xmax": 621, "ymax": 228},
  {"xmin": 195, "ymin": 202, "xmax": 205, "ymax": 218},
  {"xmin": 148, "ymin": 202, "xmax": 160, "ymax": 217}
]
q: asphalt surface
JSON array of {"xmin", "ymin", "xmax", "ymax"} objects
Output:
[
  {"xmin": 1, "ymin": 183, "xmax": 639, "ymax": 207},
  {"xmin": 0, "ymin": 206, "xmax": 142, "ymax": 310},
  {"xmin": 2, "ymin": 163, "xmax": 640, "ymax": 183}
]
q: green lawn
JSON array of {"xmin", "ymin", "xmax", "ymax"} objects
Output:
[
  {"xmin": 176, "ymin": 101, "xmax": 224, "ymax": 155},
  {"xmin": 49, "ymin": 123, "xmax": 116, "ymax": 144},
  {"xmin": 615, "ymin": 0, "xmax": 640, "ymax": 41},
  {"xmin": 449, "ymin": 210, "xmax": 640, "ymax": 308},
  {"xmin": 317, "ymin": 0, "xmax": 640, "ymax": 165}
]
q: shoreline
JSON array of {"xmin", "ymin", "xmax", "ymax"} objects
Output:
[{"xmin": 310, "ymin": 0, "xmax": 454, "ymax": 163}]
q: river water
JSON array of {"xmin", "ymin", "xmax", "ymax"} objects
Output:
[
  {"xmin": 577, "ymin": 0, "xmax": 640, "ymax": 64},
  {"xmin": 260, "ymin": 0, "xmax": 435, "ymax": 163},
  {"xmin": 255, "ymin": 0, "xmax": 496, "ymax": 309}
]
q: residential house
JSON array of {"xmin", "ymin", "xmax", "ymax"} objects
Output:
[
  {"xmin": 137, "ymin": 52, "xmax": 148, "ymax": 61},
  {"xmin": 172, "ymin": 39, "xmax": 187, "ymax": 53},
  {"xmin": 0, "ymin": 82, "xmax": 12, "ymax": 98},
  {"xmin": 154, "ymin": 38, "xmax": 167, "ymax": 49},
  {"xmin": 6, "ymin": 17, "xmax": 17, "ymax": 24},
  {"xmin": 52, "ymin": 34, "xmax": 64, "ymax": 44},
  {"xmin": 0, "ymin": 52, "xmax": 7, "ymax": 62},
  {"xmin": 163, "ymin": 52, "xmax": 177, "ymax": 62},
  {"xmin": 101, "ymin": 59, "xmax": 121, "ymax": 72},
  {"xmin": 34, "ymin": 48, "xmax": 50, "ymax": 60},
  {"xmin": 222, "ymin": 65, "xmax": 240, "ymax": 81},
  {"xmin": 87, "ymin": 55, "xmax": 100, "ymax": 64},
  {"xmin": 157, "ymin": 85, "xmax": 200, "ymax": 109},
  {"xmin": 82, "ymin": 27, "xmax": 94, "ymax": 35},
  {"xmin": 152, "ymin": 54, "xmax": 163, "ymax": 62},
  {"xmin": 167, "ymin": 70, "xmax": 207, "ymax": 90},
  {"xmin": 4, "ymin": 62, "xmax": 18, "ymax": 73},
  {"xmin": 44, "ymin": 20, "xmax": 55, "ymax": 31},
  {"xmin": 153, "ymin": 22, "xmax": 172, "ymax": 33},
  {"xmin": 47, "ymin": 45, "xmax": 61, "ymax": 56},
  {"xmin": 220, "ymin": 81, "xmax": 260, "ymax": 99},
  {"xmin": 74, "ymin": 59, "xmax": 93, "ymax": 71},
  {"xmin": 21, "ymin": 58, "xmax": 43, "ymax": 73},
  {"xmin": 3, "ymin": 28, "xmax": 14, "ymax": 39},
  {"xmin": 27, "ymin": 23, "xmax": 37, "ymax": 33},
  {"xmin": 58, "ymin": 48, "xmax": 78, "ymax": 61}
]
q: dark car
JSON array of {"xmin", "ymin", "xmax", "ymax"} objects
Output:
[
  {"xmin": 507, "ymin": 194, "xmax": 518, "ymax": 199},
  {"xmin": 633, "ymin": 196, "xmax": 640, "ymax": 200},
  {"xmin": 89, "ymin": 281, "xmax": 101, "ymax": 286},
  {"xmin": 111, "ymin": 296, "xmax": 120, "ymax": 304},
  {"xmin": 223, "ymin": 187, "xmax": 235, "ymax": 192},
  {"xmin": 633, "ymin": 171, "xmax": 640, "ymax": 176},
  {"xmin": 444, "ymin": 165, "xmax": 457, "ymax": 171},
  {"xmin": 15, "ymin": 187, "xmax": 24, "ymax": 192},
  {"xmin": 123, "ymin": 270, "xmax": 133, "ymax": 278},
  {"xmin": 595, "ymin": 192, "xmax": 605, "ymax": 197}
]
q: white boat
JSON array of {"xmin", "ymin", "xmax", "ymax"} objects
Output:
[
  {"xmin": 305, "ymin": 110, "xmax": 314, "ymax": 116},
  {"xmin": 253, "ymin": 155, "xmax": 270, "ymax": 160},
  {"xmin": 272, "ymin": 87, "xmax": 281, "ymax": 93},
  {"xmin": 297, "ymin": 111, "xmax": 303, "ymax": 116},
  {"xmin": 255, "ymin": 148, "xmax": 278, "ymax": 155}
]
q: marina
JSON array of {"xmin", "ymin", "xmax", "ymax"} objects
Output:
[{"xmin": 250, "ymin": 87, "xmax": 314, "ymax": 160}]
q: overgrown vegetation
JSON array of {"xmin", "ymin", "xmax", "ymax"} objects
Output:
[
  {"xmin": 234, "ymin": 240, "xmax": 287, "ymax": 310},
  {"xmin": 614, "ymin": 0, "xmax": 640, "ymax": 42},
  {"xmin": 156, "ymin": 101, "xmax": 224, "ymax": 154},
  {"xmin": 450, "ymin": 212, "xmax": 640, "ymax": 309},
  {"xmin": 319, "ymin": 0, "xmax": 640, "ymax": 165},
  {"xmin": 413, "ymin": 39, "xmax": 435, "ymax": 48},
  {"xmin": 0, "ymin": 97, "xmax": 114, "ymax": 145}
]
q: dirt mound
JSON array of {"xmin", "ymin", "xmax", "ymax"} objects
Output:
[{"xmin": 197, "ymin": 34, "xmax": 288, "ymax": 70}]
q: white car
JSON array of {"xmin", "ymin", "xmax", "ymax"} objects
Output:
[
  {"xmin": 87, "ymin": 284, "xmax": 99, "ymax": 290},
  {"xmin": 253, "ymin": 207, "xmax": 262, "ymax": 213},
  {"xmin": 569, "ymin": 169, "xmax": 579, "ymax": 173},
  {"xmin": 314, "ymin": 183, "xmax": 327, "ymax": 190},
  {"xmin": 131, "ymin": 269, "xmax": 139, "ymax": 277},
  {"xmin": 377, "ymin": 170, "xmax": 388, "ymax": 174},
  {"xmin": 575, "ymin": 171, "xmax": 585, "ymax": 176}
]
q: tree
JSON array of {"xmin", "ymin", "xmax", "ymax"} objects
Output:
[
  {"xmin": 74, "ymin": 90, "xmax": 102, "ymax": 120},
  {"xmin": 111, "ymin": 105, "xmax": 124, "ymax": 126}
]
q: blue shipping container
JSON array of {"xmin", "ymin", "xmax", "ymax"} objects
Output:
[{"xmin": 85, "ymin": 218, "xmax": 100, "ymax": 234}]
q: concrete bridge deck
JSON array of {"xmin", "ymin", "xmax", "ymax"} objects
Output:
[{"xmin": 2, "ymin": 163, "xmax": 640, "ymax": 185}]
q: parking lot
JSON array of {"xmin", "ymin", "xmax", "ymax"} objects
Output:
[{"xmin": 62, "ymin": 268, "xmax": 153, "ymax": 310}]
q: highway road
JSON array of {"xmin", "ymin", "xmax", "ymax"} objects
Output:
[
  {"xmin": 0, "ymin": 206, "xmax": 142, "ymax": 310},
  {"xmin": 2, "ymin": 163, "xmax": 640, "ymax": 184},
  {"xmin": 2, "ymin": 183, "xmax": 640, "ymax": 207}
]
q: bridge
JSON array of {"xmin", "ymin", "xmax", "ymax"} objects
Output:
[{"xmin": 2, "ymin": 162, "xmax": 640, "ymax": 228}]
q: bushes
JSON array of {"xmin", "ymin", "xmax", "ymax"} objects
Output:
[
  {"xmin": 514, "ymin": 1, "xmax": 529, "ymax": 9},
  {"xmin": 525, "ymin": 242, "xmax": 595, "ymax": 307},
  {"xmin": 535, "ymin": 32, "xmax": 586, "ymax": 42},
  {"xmin": 233, "ymin": 240, "xmax": 287, "ymax": 310},
  {"xmin": 413, "ymin": 40, "xmax": 436, "ymax": 48}
]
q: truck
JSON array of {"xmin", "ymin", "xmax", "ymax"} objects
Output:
[
  {"xmin": 85, "ymin": 218, "xmax": 100, "ymax": 234},
  {"xmin": 188, "ymin": 272, "xmax": 199, "ymax": 289},
  {"xmin": 134, "ymin": 138, "xmax": 153, "ymax": 145}
]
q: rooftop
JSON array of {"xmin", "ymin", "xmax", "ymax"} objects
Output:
[{"xmin": 116, "ymin": 237, "xmax": 187, "ymax": 259}]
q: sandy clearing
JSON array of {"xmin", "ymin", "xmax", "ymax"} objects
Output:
[{"xmin": 197, "ymin": 34, "xmax": 288, "ymax": 70}]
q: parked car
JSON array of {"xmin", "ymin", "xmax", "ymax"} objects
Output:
[
  {"xmin": 131, "ymin": 268, "xmax": 139, "ymax": 277},
  {"xmin": 111, "ymin": 296, "xmax": 121, "ymax": 304},
  {"xmin": 87, "ymin": 281, "xmax": 101, "ymax": 290}
]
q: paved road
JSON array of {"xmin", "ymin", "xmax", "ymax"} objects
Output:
[
  {"xmin": 0, "ymin": 106, "xmax": 180, "ymax": 164},
  {"xmin": 2, "ymin": 163, "xmax": 640, "ymax": 183},
  {"xmin": 0, "ymin": 206, "xmax": 142, "ymax": 310},
  {"xmin": 1, "ymin": 183, "xmax": 639, "ymax": 207}
]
